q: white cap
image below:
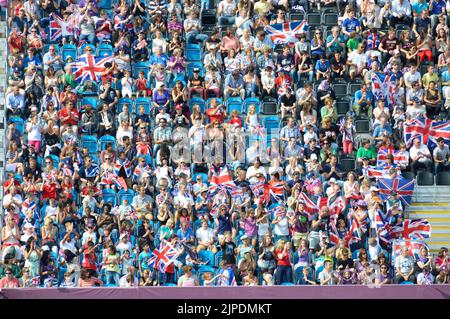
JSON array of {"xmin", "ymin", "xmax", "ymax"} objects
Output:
[
  {"xmin": 42, "ymin": 245, "xmax": 50, "ymax": 252},
  {"xmin": 329, "ymin": 177, "xmax": 337, "ymax": 183},
  {"xmin": 120, "ymin": 233, "xmax": 127, "ymax": 240},
  {"xmin": 310, "ymin": 154, "xmax": 318, "ymax": 160}
]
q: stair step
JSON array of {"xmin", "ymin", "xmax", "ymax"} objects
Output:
[
  {"xmin": 429, "ymin": 228, "xmax": 450, "ymax": 234},
  {"xmin": 410, "ymin": 203, "xmax": 450, "ymax": 207},
  {"xmin": 408, "ymin": 207, "xmax": 450, "ymax": 211},
  {"xmin": 424, "ymin": 239, "xmax": 450, "ymax": 246},
  {"xmin": 408, "ymin": 210, "xmax": 450, "ymax": 214},
  {"xmin": 408, "ymin": 213, "xmax": 450, "ymax": 219},
  {"xmin": 430, "ymin": 233, "xmax": 450, "ymax": 238}
]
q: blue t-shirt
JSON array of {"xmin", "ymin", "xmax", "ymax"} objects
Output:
[
  {"xmin": 149, "ymin": 53, "xmax": 169, "ymax": 67},
  {"xmin": 138, "ymin": 251, "xmax": 152, "ymax": 270},
  {"xmin": 315, "ymin": 59, "xmax": 331, "ymax": 72},
  {"xmin": 354, "ymin": 90, "xmax": 374, "ymax": 106},
  {"xmin": 176, "ymin": 227, "xmax": 194, "ymax": 242},
  {"xmin": 442, "ymin": 71, "xmax": 450, "ymax": 84},
  {"xmin": 373, "ymin": 124, "xmax": 393, "ymax": 138},
  {"xmin": 430, "ymin": 0, "xmax": 446, "ymax": 15},
  {"xmin": 342, "ymin": 18, "xmax": 360, "ymax": 33},
  {"xmin": 412, "ymin": 1, "xmax": 429, "ymax": 14},
  {"xmin": 217, "ymin": 213, "xmax": 232, "ymax": 235}
]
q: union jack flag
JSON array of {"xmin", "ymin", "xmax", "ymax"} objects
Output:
[
  {"xmin": 298, "ymin": 192, "xmax": 319, "ymax": 218},
  {"xmin": 328, "ymin": 196, "xmax": 345, "ymax": 224},
  {"xmin": 114, "ymin": 158, "xmax": 132, "ymax": 178},
  {"xmin": 230, "ymin": 186, "xmax": 244, "ymax": 203},
  {"xmin": 264, "ymin": 20, "xmax": 309, "ymax": 45},
  {"xmin": 147, "ymin": 240, "xmax": 180, "ymax": 273},
  {"xmin": 378, "ymin": 177, "xmax": 415, "ymax": 207},
  {"xmin": 209, "ymin": 164, "xmax": 236, "ymax": 193},
  {"xmin": 377, "ymin": 149, "xmax": 409, "ymax": 167},
  {"xmin": 389, "ymin": 219, "xmax": 431, "ymax": 240},
  {"xmin": 371, "ymin": 72, "xmax": 396, "ymax": 104},
  {"xmin": 366, "ymin": 166, "xmax": 400, "ymax": 179},
  {"xmin": 270, "ymin": 205, "xmax": 286, "ymax": 219},
  {"xmin": 70, "ymin": 54, "xmax": 113, "ymax": 83},
  {"xmin": 136, "ymin": 142, "xmax": 151, "ymax": 156},
  {"xmin": 403, "ymin": 116, "xmax": 450, "ymax": 148},
  {"xmin": 269, "ymin": 182, "xmax": 286, "ymax": 204},
  {"xmin": 133, "ymin": 164, "xmax": 151, "ymax": 181},
  {"xmin": 49, "ymin": 12, "xmax": 79, "ymax": 42},
  {"xmin": 22, "ymin": 199, "xmax": 38, "ymax": 219}
]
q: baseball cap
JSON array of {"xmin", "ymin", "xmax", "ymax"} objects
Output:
[
  {"xmin": 357, "ymin": 200, "xmax": 368, "ymax": 207},
  {"xmin": 329, "ymin": 177, "xmax": 337, "ymax": 183},
  {"xmin": 13, "ymin": 67, "xmax": 21, "ymax": 73},
  {"xmin": 310, "ymin": 154, "xmax": 318, "ymax": 160},
  {"xmin": 31, "ymin": 106, "xmax": 38, "ymax": 112},
  {"xmin": 175, "ymin": 104, "xmax": 183, "ymax": 110},
  {"xmin": 120, "ymin": 233, "xmax": 127, "ymax": 240},
  {"xmin": 193, "ymin": 67, "xmax": 200, "ymax": 72}
]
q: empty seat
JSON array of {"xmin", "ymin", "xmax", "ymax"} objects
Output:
[
  {"xmin": 340, "ymin": 158, "xmax": 356, "ymax": 172},
  {"xmin": 336, "ymin": 98, "xmax": 350, "ymax": 116},
  {"xmin": 436, "ymin": 172, "xmax": 450, "ymax": 185},
  {"xmin": 307, "ymin": 13, "xmax": 321, "ymax": 26},
  {"xmin": 417, "ymin": 171, "xmax": 434, "ymax": 186},
  {"xmin": 261, "ymin": 97, "xmax": 278, "ymax": 115},
  {"xmin": 333, "ymin": 83, "xmax": 348, "ymax": 97},
  {"xmin": 322, "ymin": 13, "xmax": 338, "ymax": 26},
  {"xmin": 348, "ymin": 82, "xmax": 361, "ymax": 95},
  {"xmin": 355, "ymin": 119, "xmax": 370, "ymax": 133},
  {"xmin": 401, "ymin": 171, "xmax": 415, "ymax": 180}
]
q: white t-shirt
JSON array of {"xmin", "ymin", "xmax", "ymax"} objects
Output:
[
  {"xmin": 404, "ymin": 71, "xmax": 421, "ymax": 86},
  {"xmin": 348, "ymin": 51, "xmax": 367, "ymax": 69},
  {"xmin": 273, "ymin": 217, "xmax": 289, "ymax": 236},
  {"xmin": 409, "ymin": 144, "xmax": 431, "ymax": 162},
  {"xmin": 196, "ymin": 227, "xmax": 214, "ymax": 243},
  {"xmin": 318, "ymin": 270, "xmax": 334, "ymax": 285}
]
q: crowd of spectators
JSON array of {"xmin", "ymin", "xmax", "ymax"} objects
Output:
[{"xmin": 1, "ymin": 0, "xmax": 450, "ymax": 288}]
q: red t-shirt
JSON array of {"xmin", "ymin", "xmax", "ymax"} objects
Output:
[
  {"xmin": 42, "ymin": 183, "xmax": 57, "ymax": 200},
  {"xmin": 275, "ymin": 248, "xmax": 291, "ymax": 266},
  {"xmin": 206, "ymin": 107, "xmax": 225, "ymax": 123},
  {"xmin": 228, "ymin": 116, "xmax": 242, "ymax": 127},
  {"xmin": 59, "ymin": 107, "xmax": 79, "ymax": 125}
]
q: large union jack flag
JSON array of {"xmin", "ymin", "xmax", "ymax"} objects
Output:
[
  {"xmin": 147, "ymin": 240, "xmax": 180, "ymax": 273},
  {"xmin": 378, "ymin": 176, "xmax": 415, "ymax": 207},
  {"xmin": 264, "ymin": 20, "xmax": 309, "ymax": 45},
  {"xmin": 389, "ymin": 219, "xmax": 432, "ymax": 240},
  {"xmin": 403, "ymin": 116, "xmax": 450, "ymax": 148},
  {"xmin": 371, "ymin": 72, "xmax": 396, "ymax": 104},
  {"xmin": 70, "ymin": 54, "xmax": 113, "ymax": 83},
  {"xmin": 49, "ymin": 12, "xmax": 79, "ymax": 42},
  {"xmin": 377, "ymin": 149, "xmax": 408, "ymax": 167}
]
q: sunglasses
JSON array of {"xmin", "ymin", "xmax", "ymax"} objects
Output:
[
  {"xmin": 6, "ymin": 272, "xmax": 12, "ymax": 275},
  {"xmin": 105, "ymin": 158, "xmax": 111, "ymax": 160}
]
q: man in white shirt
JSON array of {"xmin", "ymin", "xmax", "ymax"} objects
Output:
[
  {"xmin": 409, "ymin": 137, "xmax": 433, "ymax": 175},
  {"xmin": 394, "ymin": 246, "xmax": 416, "ymax": 283},
  {"xmin": 246, "ymin": 158, "xmax": 267, "ymax": 184},
  {"xmin": 196, "ymin": 220, "xmax": 215, "ymax": 253},
  {"xmin": 218, "ymin": 0, "xmax": 237, "ymax": 25},
  {"xmin": 390, "ymin": 0, "xmax": 412, "ymax": 26},
  {"xmin": 346, "ymin": 43, "xmax": 368, "ymax": 80},
  {"xmin": 403, "ymin": 64, "xmax": 422, "ymax": 89},
  {"xmin": 318, "ymin": 260, "xmax": 336, "ymax": 285}
]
